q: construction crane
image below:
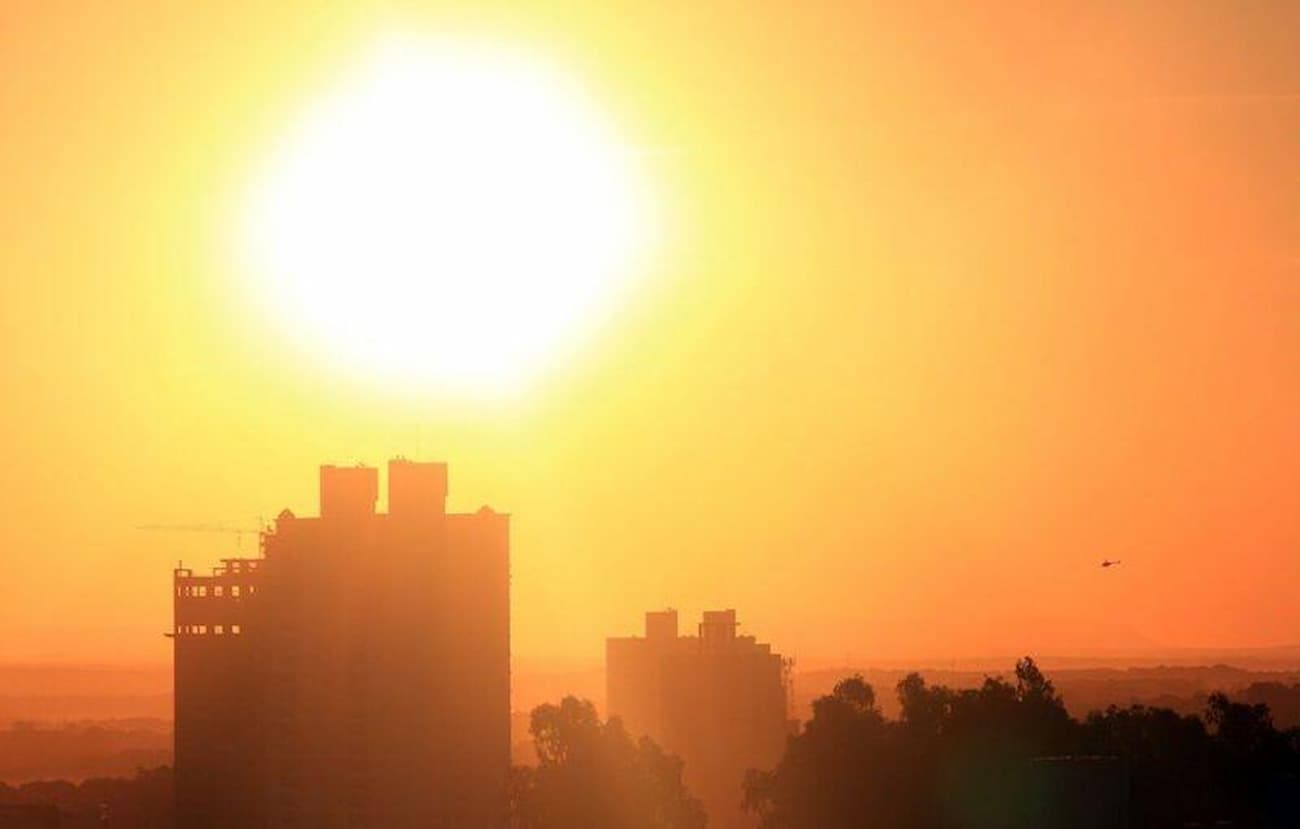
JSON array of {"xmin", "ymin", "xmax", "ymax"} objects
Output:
[{"xmin": 136, "ymin": 522, "xmax": 265, "ymax": 554}]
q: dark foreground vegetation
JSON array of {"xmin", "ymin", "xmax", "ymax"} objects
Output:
[
  {"xmin": 3, "ymin": 660, "xmax": 1297, "ymax": 827},
  {"xmin": 0, "ymin": 766, "xmax": 171, "ymax": 828},
  {"xmin": 746, "ymin": 658, "xmax": 1300, "ymax": 828},
  {"xmin": 510, "ymin": 696, "xmax": 706, "ymax": 828},
  {"xmin": 509, "ymin": 659, "xmax": 1300, "ymax": 828}
]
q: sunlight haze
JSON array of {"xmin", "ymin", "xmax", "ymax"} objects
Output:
[{"xmin": 1, "ymin": 1, "xmax": 1298, "ymax": 671}]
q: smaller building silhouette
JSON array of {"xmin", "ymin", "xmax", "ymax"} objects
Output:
[{"xmin": 607, "ymin": 609, "xmax": 792, "ymax": 829}]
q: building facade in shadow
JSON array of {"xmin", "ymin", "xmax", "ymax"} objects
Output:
[
  {"xmin": 607, "ymin": 609, "xmax": 792, "ymax": 829},
  {"xmin": 172, "ymin": 460, "xmax": 510, "ymax": 828}
]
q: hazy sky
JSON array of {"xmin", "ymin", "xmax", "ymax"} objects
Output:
[{"xmin": 2, "ymin": 1, "xmax": 1297, "ymax": 665}]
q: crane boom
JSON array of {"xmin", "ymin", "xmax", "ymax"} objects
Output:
[{"xmin": 136, "ymin": 523, "xmax": 265, "ymax": 553}]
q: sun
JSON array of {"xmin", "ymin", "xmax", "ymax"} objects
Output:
[{"xmin": 240, "ymin": 38, "xmax": 655, "ymax": 393}]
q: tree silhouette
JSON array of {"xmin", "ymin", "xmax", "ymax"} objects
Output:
[
  {"xmin": 511, "ymin": 696, "xmax": 706, "ymax": 829},
  {"xmin": 1239, "ymin": 682, "xmax": 1300, "ymax": 730},
  {"xmin": 746, "ymin": 657, "xmax": 1300, "ymax": 828},
  {"xmin": 744, "ymin": 674, "xmax": 899, "ymax": 828}
]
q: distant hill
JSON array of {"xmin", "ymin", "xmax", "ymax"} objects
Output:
[
  {"xmin": 0, "ymin": 664, "xmax": 170, "ymax": 725},
  {"xmin": 0, "ymin": 720, "xmax": 171, "ymax": 783}
]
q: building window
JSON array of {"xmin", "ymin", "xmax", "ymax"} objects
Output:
[
  {"xmin": 231, "ymin": 585, "xmax": 241, "ymax": 597},
  {"xmin": 214, "ymin": 585, "xmax": 224, "ymax": 597},
  {"xmin": 231, "ymin": 624, "xmax": 242, "ymax": 635}
]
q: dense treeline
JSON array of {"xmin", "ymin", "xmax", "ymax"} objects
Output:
[
  {"xmin": 745, "ymin": 658, "xmax": 1300, "ymax": 828},
  {"xmin": 0, "ymin": 766, "xmax": 172, "ymax": 828},
  {"xmin": 791, "ymin": 666, "xmax": 1300, "ymax": 725}
]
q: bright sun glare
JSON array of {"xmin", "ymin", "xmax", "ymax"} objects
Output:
[{"xmin": 242, "ymin": 38, "xmax": 654, "ymax": 393}]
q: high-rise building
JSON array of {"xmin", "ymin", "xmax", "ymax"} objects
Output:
[
  {"xmin": 606, "ymin": 609, "xmax": 792, "ymax": 829},
  {"xmin": 172, "ymin": 460, "xmax": 510, "ymax": 828}
]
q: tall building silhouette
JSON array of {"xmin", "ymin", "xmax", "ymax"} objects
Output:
[
  {"xmin": 172, "ymin": 460, "xmax": 510, "ymax": 828},
  {"xmin": 607, "ymin": 609, "xmax": 792, "ymax": 829}
]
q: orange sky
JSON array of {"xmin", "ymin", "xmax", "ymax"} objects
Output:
[{"xmin": 2, "ymin": 1, "xmax": 1298, "ymax": 666}]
